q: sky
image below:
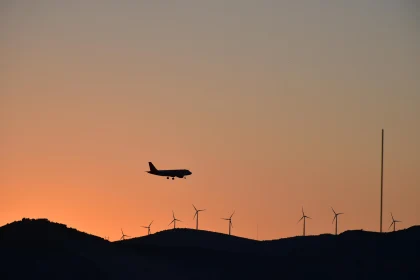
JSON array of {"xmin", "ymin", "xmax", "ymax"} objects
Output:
[{"xmin": 1, "ymin": 0, "xmax": 419, "ymax": 241}]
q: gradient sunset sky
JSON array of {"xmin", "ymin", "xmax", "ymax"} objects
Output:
[{"xmin": 1, "ymin": 1, "xmax": 419, "ymax": 241}]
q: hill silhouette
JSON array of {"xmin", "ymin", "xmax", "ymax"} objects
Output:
[
  {"xmin": 118, "ymin": 228, "xmax": 259, "ymax": 254},
  {"xmin": 1, "ymin": 218, "xmax": 419, "ymax": 279}
]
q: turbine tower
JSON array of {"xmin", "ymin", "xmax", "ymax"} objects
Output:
[
  {"xmin": 142, "ymin": 220, "xmax": 153, "ymax": 235},
  {"xmin": 380, "ymin": 129, "xmax": 384, "ymax": 232},
  {"xmin": 331, "ymin": 207, "xmax": 344, "ymax": 235},
  {"xmin": 168, "ymin": 211, "xmax": 181, "ymax": 229},
  {"xmin": 193, "ymin": 204, "xmax": 206, "ymax": 230},
  {"xmin": 389, "ymin": 213, "xmax": 402, "ymax": 232},
  {"xmin": 298, "ymin": 207, "xmax": 311, "ymax": 236},
  {"xmin": 221, "ymin": 210, "xmax": 235, "ymax": 235},
  {"xmin": 120, "ymin": 229, "xmax": 130, "ymax": 240}
]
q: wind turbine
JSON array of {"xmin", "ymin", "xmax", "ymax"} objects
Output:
[
  {"xmin": 193, "ymin": 204, "xmax": 206, "ymax": 230},
  {"xmin": 168, "ymin": 211, "xmax": 181, "ymax": 229},
  {"xmin": 142, "ymin": 220, "xmax": 153, "ymax": 235},
  {"xmin": 331, "ymin": 207, "xmax": 344, "ymax": 235},
  {"xmin": 298, "ymin": 207, "xmax": 311, "ymax": 236},
  {"xmin": 120, "ymin": 228, "xmax": 130, "ymax": 240},
  {"xmin": 221, "ymin": 210, "xmax": 235, "ymax": 235},
  {"xmin": 389, "ymin": 213, "xmax": 402, "ymax": 232}
]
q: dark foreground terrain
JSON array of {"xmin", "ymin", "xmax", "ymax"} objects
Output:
[{"xmin": 0, "ymin": 218, "xmax": 419, "ymax": 279}]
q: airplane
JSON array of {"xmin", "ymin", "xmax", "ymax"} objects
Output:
[{"xmin": 146, "ymin": 162, "xmax": 192, "ymax": 180}]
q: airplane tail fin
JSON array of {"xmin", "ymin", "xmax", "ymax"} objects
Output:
[{"xmin": 148, "ymin": 162, "xmax": 158, "ymax": 172}]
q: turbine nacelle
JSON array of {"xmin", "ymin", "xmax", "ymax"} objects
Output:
[
  {"xmin": 221, "ymin": 210, "xmax": 235, "ymax": 235},
  {"xmin": 192, "ymin": 204, "xmax": 206, "ymax": 230},
  {"xmin": 331, "ymin": 207, "xmax": 344, "ymax": 223},
  {"xmin": 169, "ymin": 211, "xmax": 182, "ymax": 229},
  {"xmin": 120, "ymin": 228, "xmax": 130, "ymax": 240},
  {"xmin": 389, "ymin": 212, "xmax": 402, "ymax": 231},
  {"xmin": 298, "ymin": 207, "xmax": 311, "ymax": 236},
  {"xmin": 142, "ymin": 220, "xmax": 153, "ymax": 235},
  {"xmin": 331, "ymin": 207, "xmax": 344, "ymax": 235},
  {"xmin": 298, "ymin": 208, "xmax": 311, "ymax": 223},
  {"xmin": 192, "ymin": 204, "xmax": 206, "ymax": 219}
]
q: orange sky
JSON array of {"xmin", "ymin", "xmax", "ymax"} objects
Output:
[{"xmin": 1, "ymin": 1, "xmax": 419, "ymax": 241}]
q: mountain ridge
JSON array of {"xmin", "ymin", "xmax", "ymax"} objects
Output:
[{"xmin": 1, "ymin": 218, "xmax": 419, "ymax": 279}]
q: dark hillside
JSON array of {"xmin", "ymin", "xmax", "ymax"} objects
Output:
[
  {"xmin": 0, "ymin": 218, "xmax": 159, "ymax": 280},
  {"xmin": 0, "ymin": 218, "xmax": 106, "ymax": 245},
  {"xmin": 259, "ymin": 228, "xmax": 420, "ymax": 258},
  {"xmin": 1, "ymin": 218, "xmax": 419, "ymax": 280},
  {"xmin": 117, "ymin": 228, "xmax": 259, "ymax": 254}
]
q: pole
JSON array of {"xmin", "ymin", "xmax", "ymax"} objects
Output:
[
  {"xmin": 380, "ymin": 129, "xmax": 384, "ymax": 233},
  {"xmin": 335, "ymin": 218, "xmax": 338, "ymax": 235}
]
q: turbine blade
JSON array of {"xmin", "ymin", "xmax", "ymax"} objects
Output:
[
  {"xmin": 390, "ymin": 212, "xmax": 394, "ymax": 220},
  {"xmin": 172, "ymin": 211, "xmax": 175, "ymax": 219},
  {"xmin": 168, "ymin": 220, "xmax": 174, "ymax": 226},
  {"xmin": 331, "ymin": 207, "xmax": 336, "ymax": 214},
  {"xmin": 298, "ymin": 216, "xmax": 304, "ymax": 223},
  {"xmin": 302, "ymin": 207, "xmax": 304, "ymax": 215},
  {"xmin": 332, "ymin": 216, "xmax": 336, "ymax": 224},
  {"xmin": 193, "ymin": 212, "xmax": 197, "ymax": 219},
  {"xmin": 192, "ymin": 204, "xmax": 197, "ymax": 211},
  {"xmin": 149, "ymin": 220, "xmax": 153, "ymax": 226},
  {"xmin": 306, "ymin": 216, "xmax": 312, "ymax": 219},
  {"xmin": 230, "ymin": 210, "xmax": 235, "ymax": 218},
  {"xmin": 388, "ymin": 222, "xmax": 393, "ymax": 229}
]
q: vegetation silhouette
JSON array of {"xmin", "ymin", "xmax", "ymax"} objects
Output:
[{"xmin": 1, "ymin": 218, "xmax": 418, "ymax": 279}]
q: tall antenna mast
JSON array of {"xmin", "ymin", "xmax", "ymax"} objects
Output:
[{"xmin": 380, "ymin": 129, "xmax": 384, "ymax": 233}]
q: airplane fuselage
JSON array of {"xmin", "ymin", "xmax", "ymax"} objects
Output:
[
  {"xmin": 147, "ymin": 169, "xmax": 191, "ymax": 178},
  {"xmin": 146, "ymin": 162, "xmax": 192, "ymax": 180}
]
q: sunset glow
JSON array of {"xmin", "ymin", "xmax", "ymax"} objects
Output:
[{"xmin": 1, "ymin": 1, "xmax": 419, "ymax": 241}]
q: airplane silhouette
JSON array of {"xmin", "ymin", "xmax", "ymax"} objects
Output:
[{"xmin": 146, "ymin": 162, "xmax": 192, "ymax": 180}]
